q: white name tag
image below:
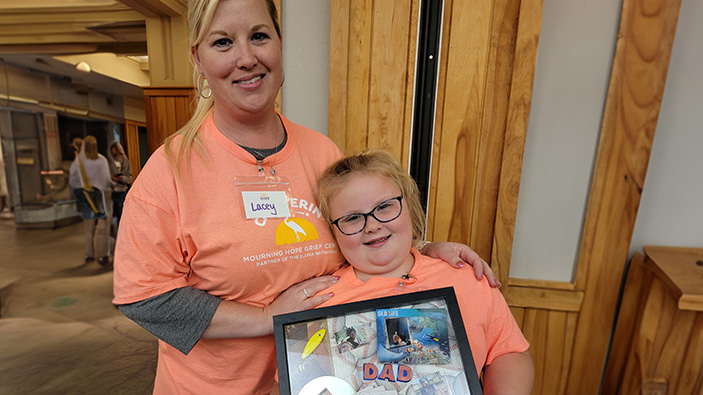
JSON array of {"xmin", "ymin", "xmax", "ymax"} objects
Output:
[{"xmin": 241, "ymin": 191, "xmax": 291, "ymax": 219}]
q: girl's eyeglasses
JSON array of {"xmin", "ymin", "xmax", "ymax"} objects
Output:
[{"xmin": 330, "ymin": 196, "xmax": 403, "ymax": 235}]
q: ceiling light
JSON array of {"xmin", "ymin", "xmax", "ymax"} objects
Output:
[{"xmin": 76, "ymin": 61, "xmax": 91, "ymax": 73}]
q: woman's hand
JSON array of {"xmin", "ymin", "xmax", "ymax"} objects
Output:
[
  {"xmin": 264, "ymin": 275, "xmax": 339, "ymax": 324},
  {"xmin": 422, "ymin": 242, "xmax": 500, "ymax": 288}
]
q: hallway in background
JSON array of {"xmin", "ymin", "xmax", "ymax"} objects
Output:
[{"xmin": 0, "ymin": 214, "xmax": 156, "ymax": 394}]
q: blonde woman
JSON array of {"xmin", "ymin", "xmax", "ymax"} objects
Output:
[
  {"xmin": 112, "ymin": 0, "xmax": 497, "ymax": 393},
  {"xmin": 68, "ymin": 135, "xmax": 114, "ymax": 265}
]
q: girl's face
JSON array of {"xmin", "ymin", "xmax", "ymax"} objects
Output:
[
  {"xmin": 193, "ymin": 0, "xmax": 282, "ymax": 118},
  {"xmin": 328, "ymin": 173, "xmax": 414, "ymax": 282}
]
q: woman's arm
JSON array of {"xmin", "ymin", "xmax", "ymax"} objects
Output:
[
  {"xmin": 119, "ymin": 275, "xmax": 338, "ymax": 354},
  {"xmin": 421, "ymin": 241, "xmax": 500, "ymax": 287},
  {"xmin": 202, "ymin": 275, "xmax": 338, "ymax": 339},
  {"xmin": 482, "ymin": 350, "xmax": 534, "ymax": 395}
]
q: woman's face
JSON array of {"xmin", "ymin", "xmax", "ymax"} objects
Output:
[
  {"xmin": 193, "ymin": 0, "xmax": 282, "ymax": 117},
  {"xmin": 328, "ymin": 173, "xmax": 414, "ymax": 282},
  {"xmin": 110, "ymin": 146, "xmax": 121, "ymax": 158}
]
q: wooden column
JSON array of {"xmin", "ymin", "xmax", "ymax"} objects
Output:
[{"xmin": 143, "ymin": 87, "xmax": 194, "ymax": 154}]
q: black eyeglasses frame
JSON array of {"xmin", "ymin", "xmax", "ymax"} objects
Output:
[{"xmin": 330, "ymin": 195, "xmax": 404, "ymax": 236}]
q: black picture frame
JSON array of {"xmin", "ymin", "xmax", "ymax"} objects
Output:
[{"xmin": 274, "ymin": 287, "xmax": 483, "ymax": 395}]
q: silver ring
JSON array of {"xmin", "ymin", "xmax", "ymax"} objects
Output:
[{"xmin": 302, "ymin": 288, "xmax": 311, "ymax": 298}]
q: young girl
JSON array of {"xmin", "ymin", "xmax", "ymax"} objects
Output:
[{"xmin": 316, "ymin": 150, "xmax": 534, "ymax": 394}]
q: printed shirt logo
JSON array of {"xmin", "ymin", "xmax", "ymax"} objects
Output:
[{"xmin": 276, "ymin": 217, "xmax": 319, "ymax": 245}]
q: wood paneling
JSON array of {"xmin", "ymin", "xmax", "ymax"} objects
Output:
[
  {"xmin": 566, "ymin": 0, "xmax": 682, "ymax": 392},
  {"xmin": 327, "ymin": 0, "xmax": 418, "ymax": 161},
  {"xmin": 504, "ymin": 287, "xmax": 582, "ymax": 312},
  {"xmin": 489, "ymin": 0, "xmax": 543, "ymax": 287},
  {"xmin": 143, "ymin": 87, "xmax": 193, "ymax": 154},
  {"xmin": 328, "ymin": 0, "xmax": 350, "ymax": 152},
  {"xmin": 468, "ymin": 0, "xmax": 520, "ymax": 261},
  {"xmin": 124, "ymin": 120, "xmax": 145, "ymax": 179},
  {"xmin": 328, "ymin": 0, "xmax": 684, "ymax": 393},
  {"xmin": 430, "ymin": 0, "xmax": 494, "ymax": 248}
]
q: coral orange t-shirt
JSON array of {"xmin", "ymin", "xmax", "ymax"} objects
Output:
[
  {"xmin": 317, "ymin": 249, "xmax": 530, "ymax": 375},
  {"xmin": 113, "ymin": 113, "xmax": 344, "ymax": 394}
]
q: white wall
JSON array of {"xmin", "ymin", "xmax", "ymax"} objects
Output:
[
  {"xmin": 281, "ymin": 1, "xmax": 330, "ymax": 135},
  {"xmin": 628, "ymin": 0, "xmax": 703, "ymax": 257},
  {"xmin": 509, "ymin": 0, "xmax": 621, "ymax": 282}
]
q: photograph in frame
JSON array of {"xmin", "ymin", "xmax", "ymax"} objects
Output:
[{"xmin": 273, "ymin": 287, "xmax": 483, "ymax": 395}]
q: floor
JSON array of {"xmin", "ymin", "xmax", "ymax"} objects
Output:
[{"xmin": 0, "ymin": 213, "xmax": 157, "ymax": 394}]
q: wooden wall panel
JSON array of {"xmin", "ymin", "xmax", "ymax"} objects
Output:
[
  {"xmin": 468, "ymin": 0, "xmax": 520, "ymax": 261},
  {"xmin": 517, "ymin": 308, "xmax": 579, "ymax": 395},
  {"xmin": 429, "ymin": 0, "xmax": 493, "ymax": 246},
  {"xmin": 566, "ymin": 0, "xmax": 682, "ymax": 392},
  {"xmin": 327, "ymin": 0, "xmax": 419, "ymax": 161},
  {"xmin": 328, "ymin": 0, "xmax": 350, "ymax": 152},
  {"xmin": 367, "ymin": 0, "xmax": 412, "ymax": 159},
  {"xmin": 124, "ymin": 120, "xmax": 145, "ymax": 179},
  {"xmin": 328, "ymin": 0, "xmax": 419, "ymax": 164},
  {"xmin": 489, "ymin": 0, "xmax": 542, "ymax": 286},
  {"xmin": 143, "ymin": 87, "xmax": 194, "ymax": 154},
  {"xmin": 344, "ymin": 0, "xmax": 372, "ymax": 154}
]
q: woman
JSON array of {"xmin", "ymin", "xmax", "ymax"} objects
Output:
[
  {"xmin": 112, "ymin": 1, "xmax": 496, "ymax": 393},
  {"xmin": 69, "ymin": 136, "xmax": 114, "ymax": 265},
  {"xmin": 107, "ymin": 141, "xmax": 132, "ymax": 233}
]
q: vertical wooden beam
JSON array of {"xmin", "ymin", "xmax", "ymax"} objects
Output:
[
  {"xmin": 490, "ymin": 0, "xmax": 543, "ymax": 286},
  {"xmin": 367, "ymin": 0, "xmax": 412, "ymax": 159},
  {"xmin": 566, "ymin": 0, "xmax": 682, "ymax": 392},
  {"xmin": 429, "ymin": 0, "xmax": 494, "ymax": 244},
  {"xmin": 328, "ymin": 0, "xmax": 350, "ymax": 152},
  {"xmin": 469, "ymin": 0, "xmax": 520, "ymax": 261}
]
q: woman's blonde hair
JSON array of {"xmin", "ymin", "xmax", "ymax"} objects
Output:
[
  {"xmin": 317, "ymin": 150, "xmax": 426, "ymax": 244},
  {"xmin": 164, "ymin": 0, "xmax": 282, "ymax": 172},
  {"xmin": 83, "ymin": 136, "xmax": 99, "ymax": 160}
]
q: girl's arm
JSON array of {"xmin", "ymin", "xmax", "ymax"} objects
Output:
[{"xmin": 482, "ymin": 350, "xmax": 534, "ymax": 395}]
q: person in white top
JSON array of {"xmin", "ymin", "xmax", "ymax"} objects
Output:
[{"xmin": 68, "ymin": 135, "xmax": 114, "ymax": 265}]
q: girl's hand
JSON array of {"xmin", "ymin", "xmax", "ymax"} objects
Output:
[{"xmin": 422, "ymin": 242, "xmax": 500, "ymax": 288}]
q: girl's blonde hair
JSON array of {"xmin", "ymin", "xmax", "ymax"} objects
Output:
[
  {"xmin": 317, "ymin": 150, "xmax": 426, "ymax": 244},
  {"xmin": 164, "ymin": 0, "xmax": 282, "ymax": 172},
  {"xmin": 83, "ymin": 136, "xmax": 99, "ymax": 160}
]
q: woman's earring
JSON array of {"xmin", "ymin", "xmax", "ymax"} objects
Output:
[
  {"xmin": 197, "ymin": 72, "xmax": 212, "ymax": 99},
  {"xmin": 281, "ymin": 71, "xmax": 285, "ymax": 87}
]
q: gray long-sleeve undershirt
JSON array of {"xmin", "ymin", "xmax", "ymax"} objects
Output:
[
  {"xmin": 117, "ymin": 287, "xmax": 221, "ymax": 355},
  {"xmin": 117, "ymin": 135, "xmax": 291, "ymax": 356}
]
